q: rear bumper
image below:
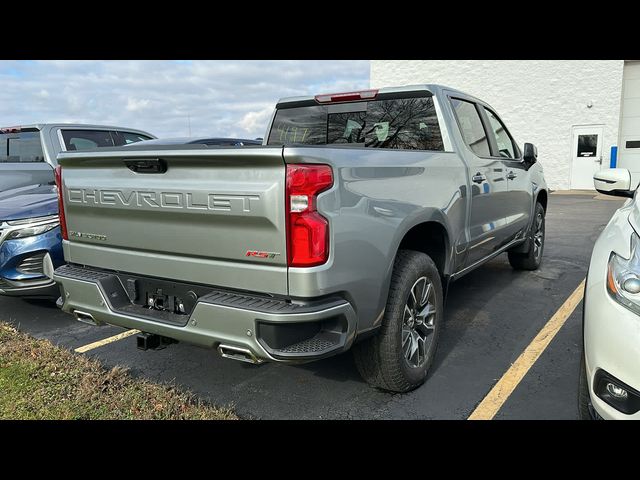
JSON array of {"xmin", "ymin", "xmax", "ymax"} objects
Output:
[{"xmin": 53, "ymin": 264, "xmax": 358, "ymax": 363}]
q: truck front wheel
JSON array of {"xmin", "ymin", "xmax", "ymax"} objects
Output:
[
  {"xmin": 508, "ymin": 202, "xmax": 545, "ymax": 271},
  {"xmin": 353, "ymin": 250, "xmax": 443, "ymax": 393}
]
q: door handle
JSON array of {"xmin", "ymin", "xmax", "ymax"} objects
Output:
[
  {"xmin": 507, "ymin": 171, "xmax": 517, "ymax": 180},
  {"xmin": 124, "ymin": 159, "xmax": 167, "ymax": 174},
  {"xmin": 472, "ymin": 173, "xmax": 486, "ymax": 184},
  {"xmin": 596, "ymin": 156, "xmax": 603, "ymax": 165}
]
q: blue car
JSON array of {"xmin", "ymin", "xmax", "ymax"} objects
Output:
[
  {"xmin": 0, "ymin": 123, "xmax": 155, "ymax": 299},
  {"xmin": 0, "ymin": 184, "xmax": 62, "ymax": 298}
]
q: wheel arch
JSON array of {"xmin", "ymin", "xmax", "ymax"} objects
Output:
[
  {"xmin": 396, "ymin": 220, "xmax": 451, "ymax": 278},
  {"xmin": 536, "ymin": 188, "xmax": 548, "ymax": 211}
]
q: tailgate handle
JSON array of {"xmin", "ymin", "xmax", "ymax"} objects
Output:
[{"xmin": 124, "ymin": 159, "xmax": 167, "ymax": 174}]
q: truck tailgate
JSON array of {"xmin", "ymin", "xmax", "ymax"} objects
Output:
[{"xmin": 57, "ymin": 147, "xmax": 288, "ymax": 295}]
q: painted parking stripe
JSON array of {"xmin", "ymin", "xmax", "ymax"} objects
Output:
[
  {"xmin": 468, "ymin": 278, "xmax": 586, "ymax": 420},
  {"xmin": 74, "ymin": 329, "xmax": 141, "ymax": 353}
]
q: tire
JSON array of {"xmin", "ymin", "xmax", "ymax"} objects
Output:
[
  {"xmin": 508, "ymin": 202, "xmax": 545, "ymax": 271},
  {"xmin": 353, "ymin": 250, "xmax": 443, "ymax": 393},
  {"xmin": 578, "ymin": 348, "xmax": 594, "ymax": 420}
]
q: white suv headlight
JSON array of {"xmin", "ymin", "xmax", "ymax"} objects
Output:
[{"xmin": 607, "ymin": 232, "xmax": 640, "ymax": 314}]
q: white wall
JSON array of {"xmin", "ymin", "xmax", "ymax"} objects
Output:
[{"xmin": 371, "ymin": 60, "xmax": 624, "ymax": 190}]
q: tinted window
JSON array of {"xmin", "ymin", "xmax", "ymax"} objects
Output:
[
  {"xmin": 267, "ymin": 96, "xmax": 444, "ymax": 151},
  {"xmin": 0, "ymin": 131, "xmax": 44, "ymax": 163},
  {"xmin": 112, "ymin": 131, "xmax": 153, "ymax": 146},
  {"xmin": 577, "ymin": 135, "xmax": 597, "ymax": 157},
  {"xmin": 204, "ymin": 141, "xmax": 242, "ymax": 146},
  {"xmin": 62, "ymin": 130, "xmax": 115, "ymax": 150},
  {"xmin": 484, "ymin": 108, "xmax": 516, "ymax": 159},
  {"xmin": 364, "ymin": 98, "xmax": 443, "ymax": 150},
  {"xmin": 268, "ymin": 106, "xmax": 327, "ymax": 146},
  {"xmin": 450, "ymin": 98, "xmax": 490, "ymax": 157}
]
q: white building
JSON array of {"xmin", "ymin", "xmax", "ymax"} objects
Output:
[{"xmin": 370, "ymin": 60, "xmax": 640, "ymax": 190}]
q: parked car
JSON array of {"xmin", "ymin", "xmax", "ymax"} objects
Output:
[
  {"xmin": 580, "ymin": 168, "xmax": 640, "ymax": 419},
  {"xmin": 0, "ymin": 124, "xmax": 155, "ymax": 298},
  {"xmin": 52, "ymin": 85, "xmax": 547, "ymax": 392},
  {"xmin": 126, "ymin": 137, "xmax": 262, "ymax": 147}
]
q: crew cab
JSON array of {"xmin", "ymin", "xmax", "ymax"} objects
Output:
[{"xmin": 52, "ymin": 86, "xmax": 547, "ymax": 392}]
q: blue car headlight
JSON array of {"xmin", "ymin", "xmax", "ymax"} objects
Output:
[
  {"xmin": 607, "ymin": 232, "xmax": 640, "ymax": 315},
  {"xmin": 5, "ymin": 215, "xmax": 59, "ymax": 240}
]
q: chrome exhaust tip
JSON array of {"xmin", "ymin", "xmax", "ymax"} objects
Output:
[
  {"xmin": 217, "ymin": 344, "xmax": 263, "ymax": 364},
  {"xmin": 73, "ymin": 310, "xmax": 104, "ymax": 326}
]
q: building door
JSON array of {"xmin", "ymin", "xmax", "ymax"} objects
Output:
[
  {"xmin": 570, "ymin": 125, "xmax": 604, "ymax": 190},
  {"xmin": 618, "ymin": 61, "xmax": 640, "ymax": 173}
]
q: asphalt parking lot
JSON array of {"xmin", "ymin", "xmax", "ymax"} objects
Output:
[{"xmin": 1, "ymin": 193, "xmax": 624, "ymax": 419}]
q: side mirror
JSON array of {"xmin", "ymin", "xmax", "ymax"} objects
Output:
[
  {"xmin": 594, "ymin": 168, "xmax": 635, "ymax": 198},
  {"xmin": 523, "ymin": 142, "xmax": 537, "ymax": 166}
]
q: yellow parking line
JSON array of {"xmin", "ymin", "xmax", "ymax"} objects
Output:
[
  {"xmin": 75, "ymin": 329, "xmax": 141, "ymax": 353},
  {"xmin": 468, "ymin": 278, "xmax": 586, "ymax": 420}
]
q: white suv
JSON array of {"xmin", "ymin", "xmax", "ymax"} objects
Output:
[{"xmin": 580, "ymin": 168, "xmax": 640, "ymax": 419}]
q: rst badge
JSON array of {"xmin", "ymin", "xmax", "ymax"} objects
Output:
[
  {"xmin": 246, "ymin": 250, "xmax": 281, "ymax": 259},
  {"xmin": 69, "ymin": 231, "xmax": 107, "ymax": 241}
]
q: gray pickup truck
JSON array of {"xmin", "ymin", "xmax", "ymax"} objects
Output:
[
  {"xmin": 0, "ymin": 124, "xmax": 155, "ymax": 192},
  {"xmin": 52, "ymin": 85, "xmax": 547, "ymax": 392}
]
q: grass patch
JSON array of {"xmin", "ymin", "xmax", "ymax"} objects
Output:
[{"xmin": 0, "ymin": 323, "xmax": 236, "ymax": 419}]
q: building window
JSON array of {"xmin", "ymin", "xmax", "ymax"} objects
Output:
[{"xmin": 577, "ymin": 134, "xmax": 598, "ymax": 157}]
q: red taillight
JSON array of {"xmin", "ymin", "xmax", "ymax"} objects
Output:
[
  {"xmin": 314, "ymin": 89, "xmax": 378, "ymax": 104},
  {"xmin": 54, "ymin": 165, "xmax": 68, "ymax": 241},
  {"xmin": 286, "ymin": 164, "xmax": 333, "ymax": 267}
]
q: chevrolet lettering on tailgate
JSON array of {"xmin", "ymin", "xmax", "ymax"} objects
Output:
[{"xmin": 67, "ymin": 189, "xmax": 260, "ymax": 213}]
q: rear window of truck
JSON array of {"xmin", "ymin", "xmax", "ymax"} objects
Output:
[
  {"xmin": 61, "ymin": 129, "xmax": 152, "ymax": 151},
  {"xmin": 0, "ymin": 131, "xmax": 45, "ymax": 163},
  {"xmin": 267, "ymin": 96, "xmax": 444, "ymax": 151}
]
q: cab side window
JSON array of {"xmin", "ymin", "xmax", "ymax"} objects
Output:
[
  {"xmin": 61, "ymin": 130, "xmax": 115, "ymax": 150},
  {"xmin": 484, "ymin": 108, "xmax": 517, "ymax": 159},
  {"xmin": 112, "ymin": 131, "xmax": 153, "ymax": 146},
  {"xmin": 450, "ymin": 98, "xmax": 491, "ymax": 157}
]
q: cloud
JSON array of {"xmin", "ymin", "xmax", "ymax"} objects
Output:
[
  {"xmin": 126, "ymin": 97, "xmax": 151, "ymax": 112},
  {"xmin": 0, "ymin": 60, "xmax": 370, "ymax": 139},
  {"xmin": 238, "ymin": 107, "xmax": 273, "ymax": 137}
]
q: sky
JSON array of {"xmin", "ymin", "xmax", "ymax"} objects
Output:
[{"xmin": 0, "ymin": 60, "xmax": 370, "ymax": 139}]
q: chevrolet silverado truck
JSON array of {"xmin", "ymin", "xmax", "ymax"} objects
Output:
[{"xmin": 52, "ymin": 85, "xmax": 547, "ymax": 392}]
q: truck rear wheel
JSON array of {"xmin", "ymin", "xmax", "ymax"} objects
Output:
[
  {"xmin": 353, "ymin": 250, "xmax": 443, "ymax": 393},
  {"xmin": 508, "ymin": 202, "xmax": 545, "ymax": 271}
]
